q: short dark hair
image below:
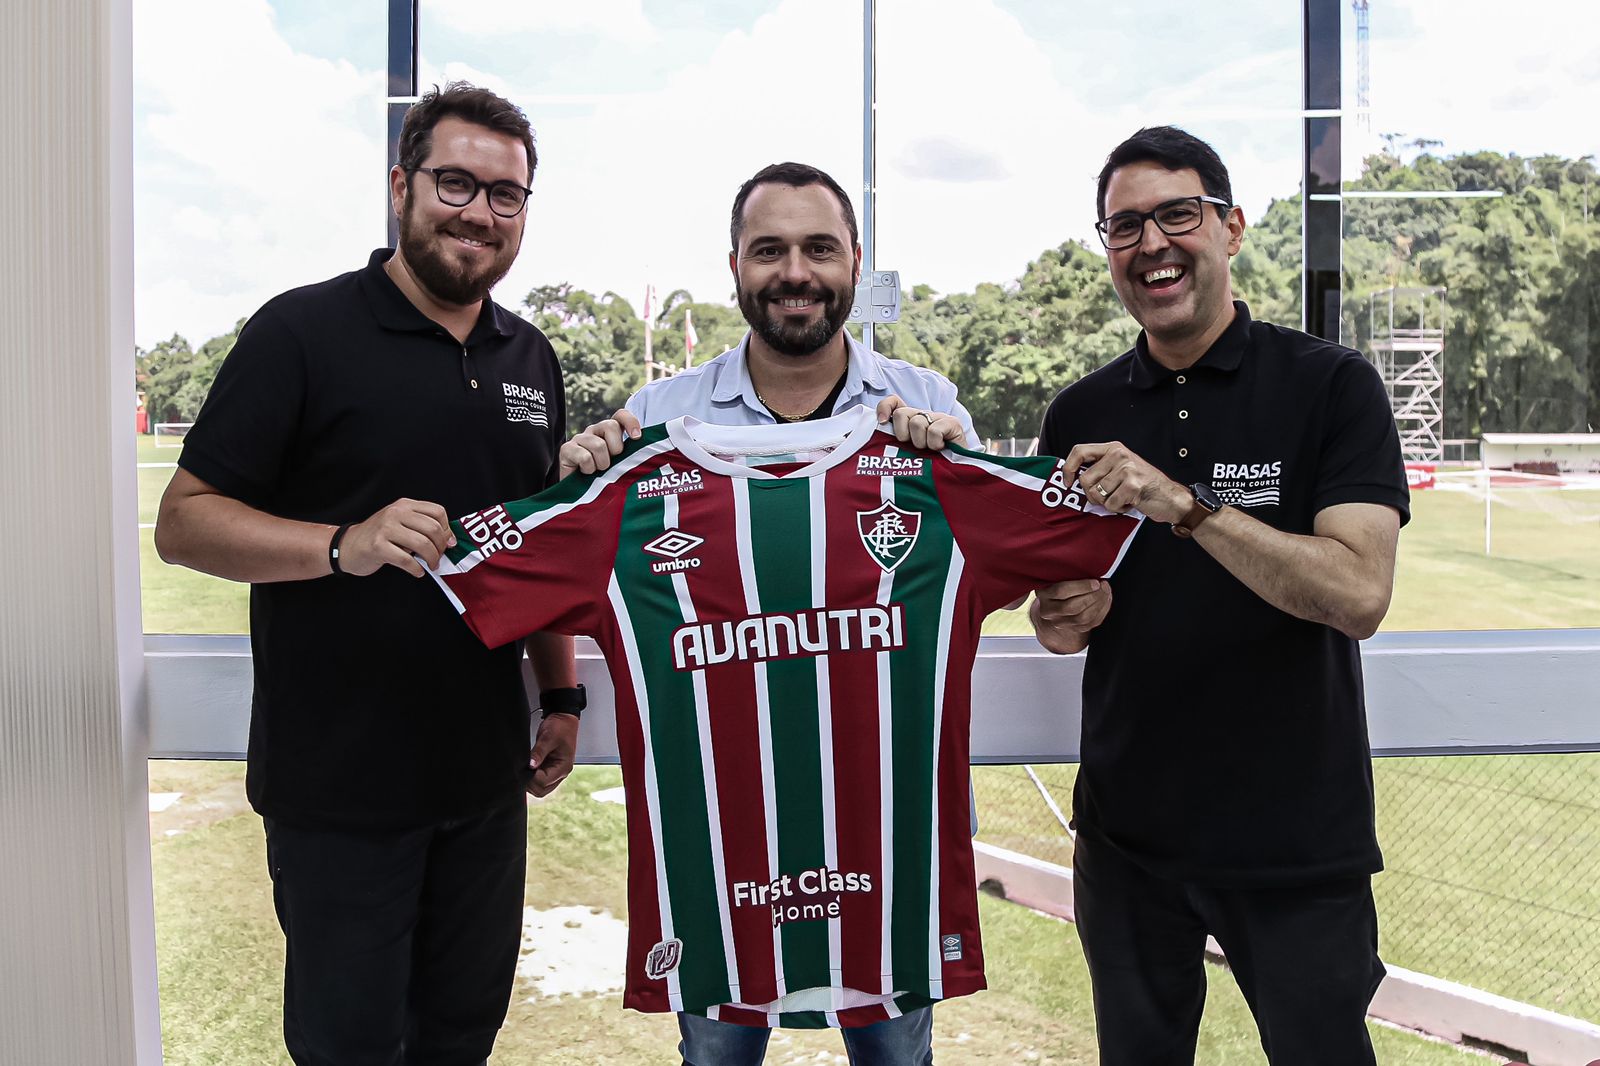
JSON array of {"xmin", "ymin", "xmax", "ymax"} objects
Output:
[
  {"xmin": 1096, "ymin": 126, "xmax": 1232, "ymax": 221},
  {"xmin": 397, "ymin": 81, "xmax": 538, "ymax": 182},
  {"xmin": 731, "ymin": 162, "xmax": 859, "ymax": 252}
]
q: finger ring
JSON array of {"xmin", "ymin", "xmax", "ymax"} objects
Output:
[
  {"xmin": 1097, "ymin": 485, "xmax": 1110, "ymax": 498},
  {"xmin": 919, "ymin": 412, "xmax": 934, "ymax": 425}
]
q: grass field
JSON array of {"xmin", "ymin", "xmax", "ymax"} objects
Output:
[
  {"xmin": 979, "ymin": 481, "xmax": 1600, "ymax": 636},
  {"xmin": 973, "ymin": 757, "xmax": 1600, "ymax": 1023},
  {"xmin": 135, "ymin": 437, "xmax": 1600, "ymax": 635},
  {"xmin": 150, "ymin": 763, "xmax": 1488, "ymax": 1066}
]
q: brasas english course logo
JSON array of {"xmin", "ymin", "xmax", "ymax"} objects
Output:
[{"xmin": 502, "ymin": 382, "xmax": 549, "ymax": 427}]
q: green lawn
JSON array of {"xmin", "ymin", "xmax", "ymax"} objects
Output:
[
  {"xmin": 971, "ymin": 756, "xmax": 1600, "ymax": 1022},
  {"xmin": 150, "ymin": 763, "xmax": 1486, "ymax": 1066},
  {"xmin": 137, "ymin": 438, "xmax": 1600, "ymax": 636},
  {"xmin": 981, "ymin": 483, "xmax": 1600, "ymax": 636}
]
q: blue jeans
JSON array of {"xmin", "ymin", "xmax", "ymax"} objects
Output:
[{"xmin": 678, "ymin": 1006, "xmax": 934, "ymax": 1065}]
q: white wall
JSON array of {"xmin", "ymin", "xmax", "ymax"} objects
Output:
[{"xmin": 0, "ymin": 0, "xmax": 160, "ymax": 1063}]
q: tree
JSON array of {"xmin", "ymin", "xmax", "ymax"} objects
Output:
[{"xmin": 134, "ymin": 322, "xmax": 242, "ymax": 426}]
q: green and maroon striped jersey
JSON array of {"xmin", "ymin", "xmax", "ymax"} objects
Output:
[{"xmin": 429, "ymin": 406, "xmax": 1140, "ymax": 1028}]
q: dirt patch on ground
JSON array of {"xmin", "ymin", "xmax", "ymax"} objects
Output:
[
  {"xmin": 516, "ymin": 905, "xmax": 629, "ymax": 1000},
  {"xmin": 149, "ymin": 776, "xmax": 253, "ymax": 838}
]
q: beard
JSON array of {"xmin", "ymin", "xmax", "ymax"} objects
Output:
[
  {"xmin": 397, "ymin": 197, "xmax": 520, "ymax": 306},
  {"xmin": 737, "ymin": 277, "xmax": 854, "ymax": 357}
]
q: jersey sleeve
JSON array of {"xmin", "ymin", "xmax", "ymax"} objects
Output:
[
  {"xmin": 933, "ymin": 445, "xmax": 1143, "ymax": 609},
  {"xmin": 428, "ymin": 468, "xmax": 627, "ymax": 649},
  {"xmin": 1312, "ymin": 353, "xmax": 1411, "ymax": 525}
]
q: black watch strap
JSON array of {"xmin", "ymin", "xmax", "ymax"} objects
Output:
[{"xmin": 540, "ymin": 684, "xmax": 587, "ymax": 719}]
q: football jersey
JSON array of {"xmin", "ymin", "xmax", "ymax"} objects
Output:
[{"xmin": 429, "ymin": 405, "xmax": 1141, "ymax": 1028}]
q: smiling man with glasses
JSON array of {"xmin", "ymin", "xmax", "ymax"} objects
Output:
[
  {"xmin": 155, "ymin": 82, "xmax": 580, "ymax": 1066},
  {"xmin": 1029, "ymin": 126, "xmax": 1410, "ymax": 1066}
]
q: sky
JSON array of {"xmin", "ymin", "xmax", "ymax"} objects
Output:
[{"xmin": 132, "ymin": 0, "xmax": 1600, "ymax": 349}]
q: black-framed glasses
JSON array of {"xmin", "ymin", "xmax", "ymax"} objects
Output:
[
  {"xmin": 1095, "ymin": 195, "xmax": 1231, "ymax": 250},
  {"xmin": 409, "ymin": 167, "xmax": 531, "ymax": 218}
]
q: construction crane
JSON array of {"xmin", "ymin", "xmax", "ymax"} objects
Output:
[{"xmin": 1353, "ymin": 0, "xmax": 1371, "ymax": 131}]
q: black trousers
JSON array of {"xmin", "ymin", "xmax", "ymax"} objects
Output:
[
  {"xmin": 1072, "ymin": 831, "xmax": 1386, "ymax": 1066},
  {"xmin": 264, "ymin": 802, "xmax": 528, "ymax": 1066}
]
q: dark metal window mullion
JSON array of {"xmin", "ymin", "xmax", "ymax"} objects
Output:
[
  {"xmin": 1303, "ymin": 0, "xmax": 1342, "ymax": 342},
  {"xmin": 386, "ymin": 0, "xmax": 420, "ymax": 250}
]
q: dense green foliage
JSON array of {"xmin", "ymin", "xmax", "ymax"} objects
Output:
[
  {"xmin": 138, "ymin": 149, "xmax": 1597, "ymax": 441},
  {"xmin": 136, "ymin": 322, "xmax": 242, "ymax": 427}
]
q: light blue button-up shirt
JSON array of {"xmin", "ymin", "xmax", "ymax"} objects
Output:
[
  {"xmin": 626, "ymin": 329, "xmax": 984, "ymax": 837},
  {"xmin": 627, "ymin": 330, "xmax": 977, "ymax": 442}
]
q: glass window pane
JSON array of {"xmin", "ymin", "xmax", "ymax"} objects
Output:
[
  {"xmin": 874, "ymin": 0, "xmax": 1302, "ymax": 446},
  {"xmin": 134, "ymin": 0, "xmax": 387, "ymax": 634},
  {"xmin": 419, "ymin": 0, "xmax": 864, "ymax": 431},
  {"xmin": 1342, "ymin": 0, "xmax": 1600, "ymax": 631}
]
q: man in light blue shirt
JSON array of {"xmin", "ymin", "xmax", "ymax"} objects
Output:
[
  {"xmin": 628, "ymin": 324, "xmax": 974, "ymax": 441},
  {"xmin": 563, "ymin": 162, "xmax": 972, "ymax": 1066}
]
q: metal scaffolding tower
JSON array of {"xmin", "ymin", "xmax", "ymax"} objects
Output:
[
  {"xmin": 1368, "ymin": 286, "xmax": 1447, "ymax": 463},
  {"xmin": 1353, "ymin": 0, "xmax": 1370, "ymax": 131}
]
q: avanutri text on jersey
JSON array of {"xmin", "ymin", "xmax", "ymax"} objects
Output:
[{"xmin": 671, "ymin": 604, "xmax": 906, "ymax": 671}]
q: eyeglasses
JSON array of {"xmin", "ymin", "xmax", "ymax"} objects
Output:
[
  {"xmin": 409, "ymin": 167, "xmax": 531, "ymax": 218},
  {"xmin": 1095, "ymin": 195, "xmax": 1231, "ymax": 250}
]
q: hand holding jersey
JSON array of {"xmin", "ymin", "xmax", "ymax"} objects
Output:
[
  {"xmin": 1060, "ymin": 440, "xmax": 1195, "ymax": 522},
  {"xmin": 335, "ymin": 497, "xmax": 458, "ymax": 578},
  {"xmin": 561, "ymin": 408, "xmax": 643, "ymax": 478}
]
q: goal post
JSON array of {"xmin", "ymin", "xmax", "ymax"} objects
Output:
[{"xmin": 152, "ymin": 422, "xmax": 193, "ymax": 448}]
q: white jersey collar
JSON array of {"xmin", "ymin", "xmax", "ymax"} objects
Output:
[{"xmin": 665, "ymin": 404, "xmax": 881, "ymax": 480}]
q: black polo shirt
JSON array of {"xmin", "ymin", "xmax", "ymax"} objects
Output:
[
  {"xmin": 180, "ymin": 249, "xmax": 567, "ymax": 830},
  {"xmin": 1040, "ymin": 302, "xmax": 1409, "ymax": 886}
]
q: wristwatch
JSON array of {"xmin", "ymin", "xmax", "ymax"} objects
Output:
[
  {"xmin": 539, "ymin": 685, "xmax": 587, "ymax": 719},
  {"xmin": 1172, "ymin": 483, "xmax": 1223, "ymax": 538}
]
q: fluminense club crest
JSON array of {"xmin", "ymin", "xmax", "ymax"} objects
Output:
[{"xmin": 856, "ymin": 501, "xmax": 921, "ymax": 573}]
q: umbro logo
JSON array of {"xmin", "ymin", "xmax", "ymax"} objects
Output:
[{"xmin": 643, "ymin": 530, "xmax": 704, "ymax": 574}]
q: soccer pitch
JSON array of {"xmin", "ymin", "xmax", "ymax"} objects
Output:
[{"xmin": 135, "ymin": 439, "xmax": 1600, "ymax": 635}]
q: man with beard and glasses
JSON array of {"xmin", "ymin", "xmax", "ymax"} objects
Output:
[
  {"xmin": 560, "ymin": 162, "xmax": 973, "ymax": 1066},
  {"xmin": 154, "ymin": 82, "xmax": 582, "ymax": 1066},
  {"xmin": 1030, "ymin": 126, "xmax": 1408, "ymax": 1066}
]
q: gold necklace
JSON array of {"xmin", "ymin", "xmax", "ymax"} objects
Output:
[{"xmin": 754, "ymin": 388, "xmax": 828, "ymax": 423}]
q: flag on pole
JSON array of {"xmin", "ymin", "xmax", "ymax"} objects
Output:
[
  {"xmin": 684, "ymin": 307, "xmax": 699, "ymax": 366},
  {"xmin": 642, "ymin": 284, "xmax": 655, "ymax": 377}
]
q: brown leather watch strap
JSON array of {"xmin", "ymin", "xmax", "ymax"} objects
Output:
[{"xmin": 1172, "ymin": 500, "xmax": 1218, "ymax": 539}]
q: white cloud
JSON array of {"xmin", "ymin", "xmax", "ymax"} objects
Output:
[
  {"xmin": 134, "ymin": 0, "xmax": 384, "ymax": 347},
  {"xmin": 427, "ymin": 0, "xmax": 656, "ymax": 45},
  {"xmin": 1357, "ymin": 0, "xmax": 1600, "ymax": 164},
  {"xmin": 131, "ymin": 0, "xmax": 1599, "ymax": 350}
]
